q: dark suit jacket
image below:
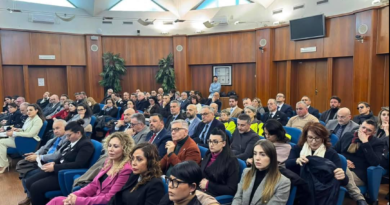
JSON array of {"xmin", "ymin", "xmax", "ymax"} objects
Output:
[
  {"xmin": 99, "ymin": 107, "xmax": 119, "ymax": 118},
  {"xmin": 36, "ymin": 98, "xmax": 50, "ymax": 109},
  {"xmin": 308, "ymin": 106, "xmax": 320, "ymax": 119},
  {"xmin": 91, "ymin": 104, "xmax": 101, "ymax": 115},
  {"xmin": 320, "ymin": 108, "xmax": 339, "ymax": 124},
  {"xmin": 53, "ymin": 136, "xmax": 94, "ymax": 173},
  {"xmin": 136, "ymin": 99, "xmax": 150, "ymax": 112},
  {"xmin": 262, "ymin": 111, "xmax": 289, "ymax": 126},
  {"xmin": 164, "ymin": 113, "xmax": 186, "ymax": 131},
  {"xmin": 180, "ymin": 100, "xmax": 191, "ymax": 112},
  {"xmin": 5, "ymin": 110, "xmax": 23, "ymax": 126},
  {"xmin": 192, "ymin": 119, "xmax": 226, "ymax": 148},
  {"xmin": 108, "ymin": 174, "xmax": 165, "ymax": 205},
  {"xmin": 110, "ymin": 124, "xmax": 130, "ymax": 134},
  {"xmin": 279, "ymin": 104, "xmax": 294, "ymax": 117},
  {"xmin": 160, "ymin": 104, "xmax": 171, "ymax": 118},
  {"xmin": 43, "ymin": 103, "xmax": 61, "ymax": 116},
  {"xmin": 205, "ymin": 99, "xmax": 222, "ymax": 112},
  {"xmin": 145, "ymin": 128, "xmax": 172, "ymax": 158}
]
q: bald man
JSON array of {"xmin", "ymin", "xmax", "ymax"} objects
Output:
[
  {"xmin": 286, "ymin": 101, "xmax": 319, "ymax": 130},
  {"xmin": 185, "ymin": 104, "xmax": 202, "ymax": 137},
  {"xmin": 43, "ymin": 95, "xmax": 61, "ymax": 117},
  {"xmin": 111, "ymin": 108, "xmax": 136, "ymax": 133},
  {"xmin": 326, "ymin": 108, "xmax": 360, "ymax": 139},
  {"xmin": 136, "ymin": 92, "xmax": 150, "ymax": 112}
]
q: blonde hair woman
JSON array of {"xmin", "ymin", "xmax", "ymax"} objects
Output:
[{"xmin": 87, "ymin": 97, "xmax": 101, "ymax": 115}]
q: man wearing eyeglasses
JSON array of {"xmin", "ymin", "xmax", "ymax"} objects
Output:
[
  {"xmin": 334, "ymin": 120, "xmax": 384, "ymax": 205},
  {"xmin": 326, "ymin": 108, "xmax": 359, "ymax": 139},
  {"xmin": 286, "ymin": 101, "xmax": 319, "ymax": 131},
  {"xmin": 353, "ymin": 102, "xmax": 378, "ymax": 125},
  {"xmin": 125, "ymin": 113, "xmax": 150, "ymax": 145},
  {"xmin": 42, "ymin": 95, "xmax": 61, "ymax": 117},
  {"xmin": 301, "ymin": 96, "xmax": 320, "ymax": 119},
  {"xmin": 192, "ymin": 106, "xmax": 225, "ymax": 148},
  {"xmin": 165, "ymin": 101, "xmax": 186, "ymax": 131},
  {"xmin": 110, "ymin": 108, "xmax": 135, "ymax": 134},
  {"xmin": 160, "ymin": 120, "xmax": 201, "ymax": 177}
]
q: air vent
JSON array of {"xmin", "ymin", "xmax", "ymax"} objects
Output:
[
  {"xmin": 123, "ymin": 21, "xmax": 133, "ymax": 25},
  {"xmin": 273, "ymin": 8, "xmax": 283, "ymax": 15},
  {"xmin": 163, "ymin": 21, "xmax": 174, "ymax": 25},
  {"xmin": 7, "ymin": 8, "xmax": 22, "ymax": 13},
  {"xmin": 175, "ymin": 19, "xmax": 185, "ymax": 23},
  {"xmin": 102, "ymin": 21, "xmax": 112, "ymax": 24},
  {"xmin": 103, "ymin": 17, "xmax": 113, "ymax": 20},
  {"xmin": 294, "ymin": 4, "xmax": 305, "ymax": 10},
  {"xmin": 317, "ymin": 0, "xmax": 329, "ymax": 5}
]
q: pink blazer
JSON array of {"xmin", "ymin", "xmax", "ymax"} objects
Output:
[{"xmin": 73, "ymin": 161, "xmax": 132, "ymax": 205}]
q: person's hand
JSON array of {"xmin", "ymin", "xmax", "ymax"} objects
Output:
[
  {"xmin": 347, "ymin": 160, "xmax": 355, "ymax": 169},
  {"xmin": 79, "ymin": 114, "xmax": 85, "ymax": 119},
  {"xmin": 165, "ymin": 141, "xmax": 176, "ymax": 155},
  {"xmin": 6, "ymin": 130, "xmax": 13, "ymax": 137},
  {"xmin": 64, "ymin": 194, "xmax": 77, "ymax": 205},
  {"xmin": 212, "ymin": 96, "xmax": 217, "ymax": 102},
  {"xmin": 24, "ymin": 152, "xmax": 34, "ymax": 156},
  {"xmin": 163, "ymin": 101, "xmax": 167, "ymax": 107},
  {"xmin": 25, "ymin": 154, "xmax": 38, "ymax": 162},
  {"xmin": 199, "ymin": 178, "xmax": 209, "ymax": 190},
  {"xmin": 46, "ymin": 116, "xmax": 52, "ymax": 120},
  {"xmin": 3, "ymin": 101, "xmax": 6, "ymax": 107},
  {"xmin": 1, "ymin": 120, "xmax": 7, "ymax": 124},
  {"xmin": 125, "ymin": 128, "xmax": 135, "ymax": 137},
  {"xmin": 383, "ymin": 121, "xmax": 389, "ymax": 136},
  {"xmin": 296, "ymin": 156, "xmax": 309, "ymax": 166},
  {"xmin": 41, "ymin": 162, "xmax": 55, "ymax": 172},
  {"xmin": 246, "ymin": 158, "xmax": 253, "ymax": 166},
  {"xmin": 334, "ymin": 168, "xmax": 345, "ymax": 180},
  {"xmin": 358, "ymin": 129, "xmax": 369, "ymax": 143},
  {"xmin": 0, "ymin": 127, "xmax": 4, "ymax": 132},
  {"xmin": 116, "ymin": 120, "xmax": 125, "ymax": 128}
]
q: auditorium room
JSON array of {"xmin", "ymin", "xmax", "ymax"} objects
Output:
[{"xmin": 0, "ymin": 0, "xmax": 388, "ymax": 205}]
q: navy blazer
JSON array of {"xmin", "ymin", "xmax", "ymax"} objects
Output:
[
  {"xmin": 308, "ymin": 106, "xmax": 320, "ymax": 119},
  {"xmin": 145, "ymin": 128, "xmax": 172, "ymax": 158},
  {"xmin": 279, "ymin": 104, "xmax": 294, "ymax": 117},
  {"xmin": 192, "ymin": 119, "xmax": 226, "ymax": 148},
  {"xmin": 164, "ymin": 113, "xmax": 186, "ymax": 131},
  {"xmin": 262, "ymin": 111, "xmax": 289, "ymax": 126}
]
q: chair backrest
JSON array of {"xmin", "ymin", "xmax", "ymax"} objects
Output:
[
  {"xmin": 290, "ymin": 142, "xmax": 296, "ymax": 147},
  {"xmin": 38, "ymin": 121, "xmax": 48, "ymax": 138},
  {"xmin": 99, "ymin": 104, "xmax": 104, "ymax": 109},
  {"xmin": 237, "ymin": 158, "xmax": 247, "ymax": 177},
  {"xmin": 116, "ymin": 107, "xmax": 122, "ymax": 119},
  {"xmin": 90, "ymin": 116, "xmax": 97, "ymax": 126},
  {"xmin": 198, "ymin": 145, "xmax": 208, "ymax": 159},
  {"xmin": 137, "ymin": 110, "xmax": 144, "ymax": 114},
  {"xmin": 89, "ymin": 140, "xmax": 103, "ymax": 167},
  {"xmin": 231, "ymin": 118, "xmax": 237, "ymax": 125},
  {"xmin": 287, "ymin": 186, "xmax": 297, "ymax": 205},
  {"xmin": 197, "ymin": 114, "xmax": 202, "ymax": 120},
  {"xmin": 338, "ymin": 154, "xmax": 347, "ymax": 172},
  {"xmin": 319, "ymin": 121, "xmax": 326, "ymax": 126},
  {"xmin": 225, "ymin": 130, "xmax": 232, "ymax": 140},
  {"xmin": 330, "ymin": 134, "xmax": 339, "ymax": 147},
  {"xmin": 283, "ymin": 126, "xmax": 302, "ymax": 144},
  {"xmin": 162, "ymin": 176, "xmax": 168, "ymax": 194}
]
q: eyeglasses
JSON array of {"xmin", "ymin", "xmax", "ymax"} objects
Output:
[
  {"xmin": 165, "ymin": 177, "xmax": 188, "ymax": 189},
  {"xmin": 207, "ymin": 139, "xmax": 224, "ymax": 145},
  {"xmin": 77, "ymin": 109, "xmax": 85, "ymax": 111},
  {"xmin": 296, "ymin": 108, "xmax": 304, "ymax": 111},
  {"xmin": 337, "ymin": 115, "xmax": 347, "ymax": 119},
  {"xmin": 200, "ymin": 113, "xmax": 210, "ymax": 116},
  {"xmin": 357, "ymin": 106, "xmax": 365, "ymax": 110},
  {"xmin": 276, "ymin": 95, "xmax": 284, "ymax": 98},
  {"xmin": 307, "ymin": 137, "xmax": 322, "ymax": 142},
  {"xmin": 171, "ymin": 127, "xmax": 186, "ymax": 132},
  {"xmin": 130, "ymin": 123, "xmax": 139, "ymax": 127},
  {"xmin": 124, "ymin": 114, "xmax": 132, "ymax": 116}
]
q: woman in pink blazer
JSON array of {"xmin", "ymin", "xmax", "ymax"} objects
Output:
[{"xmin": 47, "ymin": 132, "xmax": 135, "ymax": 205}]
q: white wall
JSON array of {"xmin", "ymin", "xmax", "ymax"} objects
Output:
[{"xmin": 0, "ymin": 0, "xmax": 375, "ymax": 35}]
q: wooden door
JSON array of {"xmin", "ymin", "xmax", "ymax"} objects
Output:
[{"xmin": 3, "ymin": 66, "xmax": 25, "ymax": 97}]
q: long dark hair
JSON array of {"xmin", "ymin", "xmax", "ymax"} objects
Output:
[
  {"xmin": 27, "ymin": 104, "xmax": 46, "ymax": 122},
  {"xmin": 170, "ymin": 161, "xmax": 203, "ymax": 194},
  {"xmin": 264, "ymin": 119, "xmax": 289, "ymax": 143},
  {"xmin": 206, "ymin": 128, "xmax": 237, "ymax": 181},
  {"xmin": 65, "ymin": 102, "xmax": 78, "ymax": 122},
  {"xmin": 77, "ymin": 103, "xmax": 93, "ymax": 118}
]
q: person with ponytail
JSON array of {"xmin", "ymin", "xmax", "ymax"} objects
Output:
[
  {"xmin": 25, "ymin": 119, "xmax": 95, "ymax": 205},
  {"xmin": 232, "ymin": 140, "xmax": 291, "ymax": 205}
]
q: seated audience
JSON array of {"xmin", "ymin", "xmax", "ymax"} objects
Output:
[
  {"xmin": 2, "ymin": 96, "xmax": 12, "ymax": 113},
  {"xmin": 334, "ymin": 120, "xmax": 384, "ymax": 205},
  {"xmin": 180, "ymin": 92, "xmax": 191, "ymax": 112},
  {"xmin": 87, "ymin": 97, "xmax": 101, "ymax": 115},
  {"xmin": 125, "ymin": 113, "xmax": 150, "ymax": 145},
  {"xmin": 144, "ymin": 96, "xmax": 161, "ymax": 118},
  {"xmin": 244, "ymin": 106, "xmax": 264, "ymax": 136},
  {"xmin": 195, "ymin": 91, "xmax": 208, "ymax": 105},
  {"xmin": 36, "ymin": 91, "xmax": 50, "ymax": 109},
  {"xmin": 101, "ymin": 88, "xmax": 114, "ymax": 104},
  {"xmin": 160, "ymin": 161, "xmax": 218, "ymax": 205},
  {"xmin": 230, "ymin": 114, "xmax": 259, "ymax": 161},
  {"xmin": 220, "ymin": 110, "xmax": 236, "ymax": 134},
  {"xmin": 160, "ymin": 120, "xmax": 201, "ymax": 176},
  {"xmin": 157, "ymin": 94, "xmax": 163, "ymax": 106},
  {"xmin": 122, "ymin": 92, "xmax": 130, "ymax": 104},
  {"xmin": 99, "ymin": 98, "xmax": 119, "ymax": 118},
  {"xmin": 242, "ymin": 98, "xmax": 252, "ymax": 108},
  {"xmin": 46, "ymin": 95, "xmax": 68, "ymax": 119},
  {"xmin": 260, "ymin": 120, "xmax": 291, "ymax": 164},
  {"xmin": 112, "ymin": 93, "xmax": 125, "ymax": 108},
  {"xmin": 151, "ymin": 90, "xmax": 157, "ymax": 97},
  {"xmin": 276, "ymin": 93, "xmax": 294, "ymax": 118},
  {"xmin": 50, "ymin": 100, "xmax": 72, "ymax": 120},
  {"xmin": 192, "ymin": 106, "xmax": 225, "ymax": 148},
  {"xmin": 223, "ymin": 95, "xmax": 243, "ymax": 118},
  {"xmin": 158, "ymin": 88, "xmax": 165, "ymax": 96},
  {"xmin": 301, "ymin": 96, "xmax": 320, "ymax": 119},
  {"xmin": 43, "ymin": 95, "xmax": 61, "ymax": 117},
  {"xmin": 136, "ymin": 92, "xmax": 150, "ymax": 112},
  {"xmin": 15, "ymin": 102, "xmax": 29, "ymax": 128},
  {"xmin": 160, "ymin": 95, "xmax": 171, "ymax": 118},
  {"xmin": 48, "ymin": 132, "xmax": 134, "ymax": 205},
  {"xmin": 205, "ymin": 92, "xmax": 222, "ymax": 112},
  {"xmin": 232, "ymin": 140, "xmax": 291, "ymax": 205},
  {"xmin": 165, "ymin": 100, "xmax": 186, "ymax": 131},
  {"xmin": 146, "ymin": 114, "xmax": 172, "ymax": 158},
  {"xmin": 17, "ymin": 119, "xmax": 68, "ymax": 205},
  {"xmin": 210, "ymin": 103, "xmax": 220, "ymax": 118},
  {"xmin": 15, "ymin": 97, "xmax": 26, "ymax": 107},
  {"xmin": 1, "ymin": 102, "xmax": 22, "ymax": 127},
  {"xmin": 287, "ymin": 101, "xmax": 319, "ymax": 130},
  {"xmin": 326, "ymin": 107, "xmax": 359, "ymax": 139},
  {"xmin": 252, "ymin": 97, "xmax": 266, "ymax": 116},
  {"xmin": 169, "ymin": 89, "xmax": 176, "ymax": 101},
  {"xmin": 125, "ymin": 100, "xmax": 136, "ymax": 112},
  {"xmin": 108, "ymin": 143, "xmax": 165, "ymax": 205},
  {"xmin": 185, "ymin": 105, "xmax": 202, "ymax": 138},
  {"xmin": 376, "ymin": 107, "xmax": 389, "ymax": 172},
  {"xmin": 130, "ymin": 93, "xmax": 137, "ymax": 103},
  {"xmin": 25, "ymin": 120, "xmax": 94, "ymax": 205},
  {"xmin": 65, "ymin": 102, "xmax": 78, "ymax": 122},
  {"xmin": 68, "ymin": 103, "xmax": 92, "ymax": 128},
  {"xmin": 189, "ymin": 90, "xmax": 195, "ymax": 97},
  {"xmin": 262, "ymin": 99, "xmax": 288, "ymax": 126},
  {"xmin": 353, "ymin": 102, "xmax": 378, "ymax": 125},
  {"xmin": 0, "ymin": 104, "xmax": 45, "ymax": 173},
  {"xmin": 200, "ymin": 128, "xmax": 239, "ymax": 196},
  {"xmin": 111, "ymin": 108, "xmax": 135, "ymax": 133},
  {"xmin": 320, "ymin": 96, "xmax": 341, "ymax": 124},
  {"xmin": 190, "ymin": 95, "xmax": 202, "ymax": 114}
]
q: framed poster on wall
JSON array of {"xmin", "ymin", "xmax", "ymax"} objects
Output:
[{"xmin": 213, "ymin": 65, "xmax": 232, "ymax": 86}]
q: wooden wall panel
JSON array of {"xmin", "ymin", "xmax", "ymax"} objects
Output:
[
  {"xmin": 28, "ymin": 67, "xmax": 47, "ymax": 103},
  {"xmin": 60, "ymin": 35, "xmax": 86, "ymax": 65},
  {"xmin": 369, "ymin": 54, "xmax": 386, "ymax": 114},
  {"xmin": 127, "ymin": 38, "xmax": 152, "ymax": 66},
  {"xmin": 333, "ymin": 58, "xmax": 354, "ymax": 113},
  {"xmin": 231, "ymin": 32, "xmax": 256, "ymax": 63},
  {"xmin": 324, "ymin": 15, "xmax": 355, "ymax": 57},
  {"xmin": 188, "ymin": 36, "xmax": 210, "ymax": 65},
  {"xmin": 30, "ymin": 33, "xmax": 62, "ymax": 65},
  {"xmin": 2, "ymin": 66, "xmax": 25, "ymax": 97},
  {"xmin": 121, "ymin": 67, "xmax": 160, "ymax": 93},
  {"xmin": 275, "ymin": 61, "xmax": 287, "ymax": 97},
  {"xmin": 173, "ymin": 36, "xmax": 191, "ymax": 91},
  {"xmin": 46, "ymin": 67, "xmax": 68, "ymax": 96},
  {"xmin": 102, "ymin": 37, "xmax": 128, "ymax": 61},
  {"xmin": 208, "ymin": 34, "xmax": 232, "ymax": 64},
  {"xmin": 150, "ymin": 38, "xmax": 173, "ymax": 63},
  {"xmin": 190, "ymin": 65, "xmax": 212, "ymax": 100},
  {"xmin": 256, "ymin": 29, "xmax": 275, "ymax": 102},
  {"xmin": 85, "ymin": 35, "xmax": 104, "ymax": 102},
  {"xmin": 67, "ymin": 66, "xmax": 86, "ymax": 98},
  {"xmin": 295, "ymin": 38, "xmax": 324, "ymax": 59},
  {"xmin": 377, "ymin": 6, "xmax": 389, "ymax": 54},
  {"xmin": 274, "ymin": 27, "xmax": 295, "ymax": 61},
  {"xmin": 314, "ymin": 60, "xmax": 329, "ymax": 112},
  {"xmin": 1, "ymin": 31, "xmax": 31, "ymax": 65},
  {"xmin": 384, "ymin": 55, "xmax": 389, "ymax": 106}
]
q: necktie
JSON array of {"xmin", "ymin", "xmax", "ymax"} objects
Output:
[
  {"xmin": 270, "ymin": 113, "xmax": 274, "ymax": 119},
  {"xmin": 335, "ymin": 125, "xmax": 343, "ymax": 139},
  {"xmin": 200, "ymin": 124, "xmax": 209, "ymax": 144},
  {"xmin": 47, "ymin": 137, "xmax": 61, "ymax": 155},
  {"xmin": 60, "ymin": 142, "xmax": 71, "ymax": 164},
  {"xmin": 149, "ymin": 133, "xmax": 157, "ymax": 143},
  {"xmin": 277, "ymin": 106, "xmax": 280, "ymax": 111}
]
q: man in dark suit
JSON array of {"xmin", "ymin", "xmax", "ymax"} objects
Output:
[
  {"xmin": 262, "ymin": 99, "xmax": 289, "ymax": 126},
  {"xmin": 36, "ymin": 91, "xmax": 50, "ymax": 109},
  {"xmin": 320, "ymin": 96, "xmax": 341, "ymax": 124},
  {"xmin": 192, "ymin": 106, "xmax": 225, "ymax": 148},
  {"xmin": 179, "ymin": 92, "xmax": 190, "ymax": 112},
  {"xmin": 326, "ymin": 108, "xmax": 359, "ymax": 139},
  {"xmin": 100, "ymin": 88, "xmax": 113, "ymax": 104},
  {"xmin": 145, "ymin": 113, "xmax": 172, "ymax": 158},
  {"xmin": 205, "ymin": 92, "xmax": 222, "ymax": 112},
  {"xmin": 276, "ymin": 93, "xmax": 294, "ymax": 117},
  {"xmin": 43, "ymin": 95, "xmax": 61, "ymax": 117},
  {"xmin": 136, "ymin": 92, "xmax": 150, "ymax": 112},
  {"xmin": 165, "ymin": 100, "xmax": 185, "ymax": 131},
  {"xmin": 334, "ymin": 120, "xmax": 384, "ymax": 205},
  {"xmin": 110, "ymin": 108, "xmax": 136, "ymax": 134},
  {"xmin": 160, "ymin": 95, "xmax": 171, "ymax": 118},
  {"xmin": 301, "ymin": 96, "xmax": 320, "ymax": 119}
]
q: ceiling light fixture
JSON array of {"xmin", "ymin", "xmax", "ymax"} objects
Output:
[
  {"xmin": 203, "ymin": 21, "xmax": 219, "ymax": 28},
  {"xmin": 138, "ymin": 19, "xmax": 155, "ymax": 26}
]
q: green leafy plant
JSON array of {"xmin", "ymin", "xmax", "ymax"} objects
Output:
[
  {"xmin": 99, "ymin": 52, "xmax": 127, "ymax": 93},
  {"xmin": 155, "ymin": 53, "xmax": 176, "ymax": 93}
]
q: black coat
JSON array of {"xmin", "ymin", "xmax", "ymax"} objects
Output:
[
  {"xmin": 15, "ymin": 115, "xmax": 28, "ymax": 128},
  {"xmin": 36, "ymin": 98, "xmax": 50, "ymax": 109},
  {"xmin": 230, "ymin": 129, "xmax": 259, "ymax": 160},
  {"xmin": 159, "ymin": 195, "xmax": 201, "ymax": 205},
  {"xmin": 308, "ymin": 106, "xmax": 320, "ymax": 119},
  {"xmin": 301, "ymin": 156, "xmax": 340, "ymax": 205},
  {"xmin": 180, "ymin": 100, "xmax": 191, "ymax": 112},
  {"xmin": 160, "ymin": 104, "xmax": 171, "ymax": 119},
  {"xmin": 164, "ymin": 113, "xmax": 186, "ymax": 131},
  {"xmin": 200, "ymin": 151, "xmax": 239, "ymax": 196},
  {"xmin": 91, "ymin": 104, "xmax": 101, "ymax": 115},
  {"xmin": 205, "ymin": 99, "xmax": 222, "ymax": 111},
  {"xmin": 136, "ymin": 99, "xmax": 150, "ymax": 112},
  {"xmin": 99, "ymin": 107, "xmax": 118, "ymax": 118},
  {"xmin": 279, "ymin": 167, "xmax": 311, "ymax": 205},
  {"xmin": 279, "ymin": 104, "xmax": 294, "ymax": 118},
  {"xmin": 262, "ymin": 111, "xmax": 289, "ymax": 126},
  {"xmin": 5, "ymin": 110, "xmax": 23, "ymax": 126},
  {"xmin": 109, "ymin": 174, "xmax": 165, "ymax": 205},
  {"xmin": 353, "ymin": 112, "xmax": 378, "ymax": 125},
  {"xmin": 320, "ymin": 108, "xmax": 339, "ymax": 124},
  {"xmin": 192, "ymin": 119, "xmax": 226, "ymax": 148}
]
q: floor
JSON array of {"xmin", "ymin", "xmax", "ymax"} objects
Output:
[{"xmin": 0, "ymin": 164, "xmax": 388, "ymax": 205}]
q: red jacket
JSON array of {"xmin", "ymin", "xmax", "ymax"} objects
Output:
[{"xmin": 52, "ymin": 109, "xmax": 69, "ymax": 120}]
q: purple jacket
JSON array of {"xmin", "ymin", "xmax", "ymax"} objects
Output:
[{"xmin": 73, "ymin": 162, "xmax": 132, "ymax": 205}]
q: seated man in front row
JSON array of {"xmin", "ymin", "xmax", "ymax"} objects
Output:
[
  {"xmin": 286, "ymin": 101, "xmax": 319, "ymax": 130},
  {"xmin": 145, "ymin": 113, "xmax": 172, "ymax": 158},
  {"xmin": 334, "ymin": 120, "xmax": 384, "ymax": 205},
  {"xmin": 192, "ymin": 106, "xmax": 225, "ymax": 148},
  {"xmin": 110, "ymin": 108, "xmax": 136, "ymax": 133},
  {"xmin": 230, "ymin": 114, "xmax": 259, "ymax": 161},
  {"xmin": 160, "ymin": 120, "xmax": 201, "ymax": 177}
]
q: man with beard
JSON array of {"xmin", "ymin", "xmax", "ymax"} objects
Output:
[
  {"xmin": 321, "ymin": 96, "xmax": 342, "ymax": 124},
  {"xmin": 145, "ymin": 113, "xmax": 172, "ymax": 158},
  {"xmin": 185, "ymin": 104, "xmax": 201, "ymax": 137}
]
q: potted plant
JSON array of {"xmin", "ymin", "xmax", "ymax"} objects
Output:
[
  {"xmin": 99, "ymin": 52, "xmax": 127, "ymax": 93},
  {"xmin": 155, "ymin": 53, "xmax": 176, "ymax": 93}
]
